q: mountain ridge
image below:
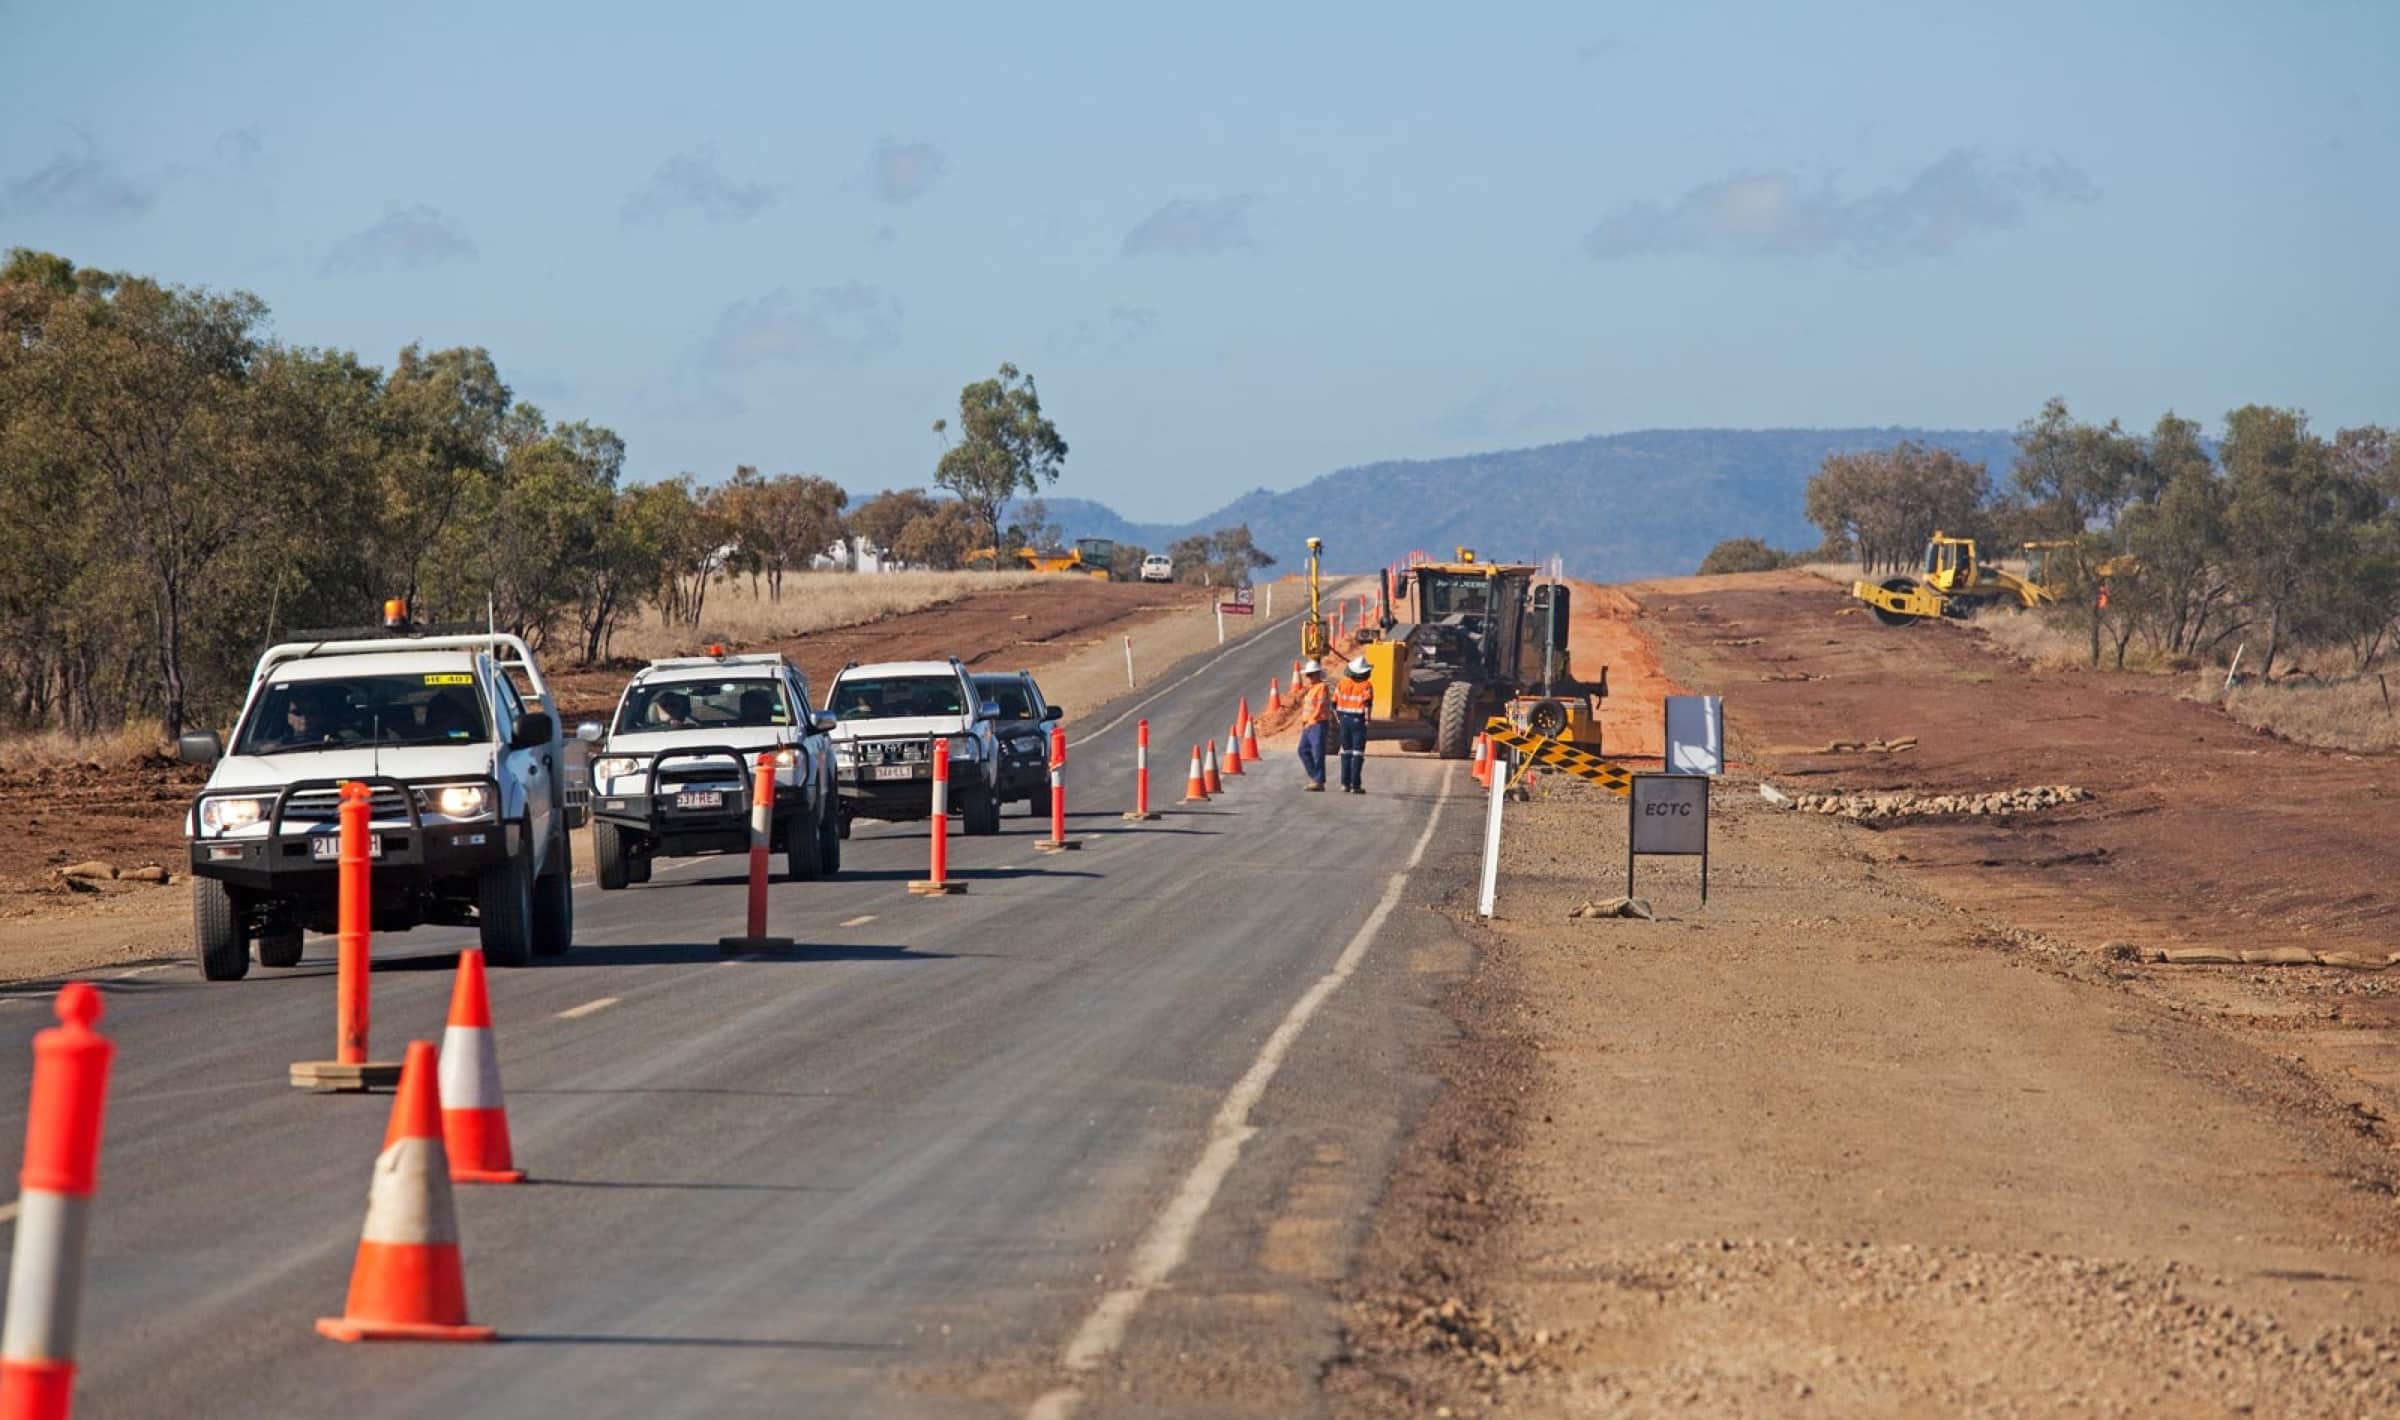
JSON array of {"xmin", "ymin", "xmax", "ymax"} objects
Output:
[{"xmin": 1013, "ymin": 426, "xmax": 2019, "ymax": 580}]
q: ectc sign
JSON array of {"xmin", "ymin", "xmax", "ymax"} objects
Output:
[{"xmin": 1627, "ymin": 773, "xmax": 1710, "ymax": 904}]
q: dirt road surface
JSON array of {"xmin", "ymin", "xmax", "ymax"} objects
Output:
[{"xmin": 1334, "ymin": 570, "xmax": 2400, "ymax": 1418}]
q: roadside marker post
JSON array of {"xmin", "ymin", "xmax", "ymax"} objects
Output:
[
  {"xmin": 909, "ymin": 740, "xmax": 967, "ymax": 895},
  {"xmin": 719, "ymin": 753, "xmax": 794, "ymax": 949},
  {"xmin": 1125, "ymin": 720, "xmax": 1161, "ymax": 821},
  {"xmin": 1476, "ymin": 745, "xmax": 1508, "ymax": 918},
  {"xmin": 1035, "ymin": 727, "xmax": 1081, "ymax": 852},
  {"xmin": 1123, "ymin": 635, "xmax": 1135, "ymax": 690},
  {"xmin": 292, "ymin": 783, "xmax": 401, "ymax": 1092},
  {"xmin": 0, "ymin": 983, "xmax": 114, "ymax": 1420}
]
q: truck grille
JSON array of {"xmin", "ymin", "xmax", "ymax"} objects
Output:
[
  {"xmin": 280, "ymin": 786, "xmax": 411, "ymax": 825},
  {"xmin": 852, "ymin": 738, "xmax": 929, "ymax": 765},
  {"xmin": 658, "ymin": 759, "xmax": 747, "ymax": 791}
]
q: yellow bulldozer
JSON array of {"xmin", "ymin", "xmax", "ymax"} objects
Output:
[
  {"xmin": 1849, "ymin": 532, "xmax": 2061, "ymax": 626},
  {"xmin": 1316, "ymin": 542, "xmax": 1608, "ymax": 758}
]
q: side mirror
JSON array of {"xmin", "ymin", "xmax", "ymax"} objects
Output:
[
  {"xmin": 810, "ymin": 710, "xmax": 839, "ymax": 732},
  {"xmin": 1041, "ymin": 704, "xmax": 1063, "ymax": 722},
  {"xmin": 976, "ymin": 700, "xmax": 1004, "ymax": 722},
  {"xmin": 575, "ymin": 721, "xmax": 603, "ymax": 745},
  {"xmin": 178, "ymin": 730, "xmax": 223, "ymax": 766},
  {"xmin": 511, "ymin": 710, "xmax": 555, "ymax": 751}
]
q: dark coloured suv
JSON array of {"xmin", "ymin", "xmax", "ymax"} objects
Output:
[{"xmin": 972, "ymin": 671, "xmax": 1063, "ymax": 814}]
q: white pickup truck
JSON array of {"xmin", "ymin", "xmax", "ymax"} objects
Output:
[{"xmin": 178, "ymin": 627, "xmax": 581, "ymax": 979}]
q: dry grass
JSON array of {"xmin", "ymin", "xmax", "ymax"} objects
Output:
[
  {"xmin": 610, "ymin": 571, "xmax": 1047, "ymax": 661},
  {"xmin": 2203, "ymin": 673, "xmax": 2400, "ymax": 753},
  {"xmin": 0, "ymin": 723, "xmax": 167, "ymax": 770}
]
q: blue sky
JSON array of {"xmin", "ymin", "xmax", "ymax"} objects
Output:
[{"xmin": 3, "ymin": 0, "xmax": 2392, "ymax": 522}]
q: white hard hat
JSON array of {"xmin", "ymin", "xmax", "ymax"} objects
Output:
[
  {"xmin": 1301, "ymin": 658, "xmax": 1323, "ymax": 675},
  {"xmin": 1346, "ymin": 655, "xmax": 1371, "ymax": 677}
]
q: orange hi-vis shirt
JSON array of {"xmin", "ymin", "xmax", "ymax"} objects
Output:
[
  {"xmin": 1332, "ymin": 677, "xmax": 1373, "ymax": 715},
  {"xmin": 1301, "ymin": 680, "xmax": 1331, "ymax": 724}
]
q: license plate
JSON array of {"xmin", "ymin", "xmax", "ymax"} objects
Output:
[
  {"xmin": 311, "ymin": 835, "xmax": 383, "ymax": 861},
  {"xmin": 873, "ymin": 765, "xmax": 915, "ymax": 781},
  {"xmin": 674, "ymin": 790, "xmax": 725, "ymax": 809}
]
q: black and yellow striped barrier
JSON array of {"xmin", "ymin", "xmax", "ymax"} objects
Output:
[{"xmin": 1482, "ymin": 717, "xmax": 1634, "ymax": 795}]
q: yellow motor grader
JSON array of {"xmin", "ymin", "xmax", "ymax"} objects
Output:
[{"xmin": 1308, "ymin": 541, "xmax": 1608, "ymax": 759}]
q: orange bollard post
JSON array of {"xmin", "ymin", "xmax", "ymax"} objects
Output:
[
  {"xmin": 719, "ymin": 752, "xmax": 793, "ymax": 949},
  {"xmin": 1204, "ymin": 739, "xmax": 1224, "ymax": 795},
  {"xmin": 439, "ymin": 949, "xmax": 525, "ymax": 1185},
  {"xmin": 909, "ymin": 739, "xmax": 967, "ymax": 894},
  {"xmin": 1035, "ymin": 726, "xmax": 1080, "ymax": 852},
  {"xmin": 1182, "ymin": 745, "xmax": 1210, "ymax": 803},
  {"xmin": 0, "ymin": 983, "xmax": 115, "ymax": 1419},
  {"xmin": 316, "ymin": 1041, "xmax": 496, "ymax": 1344},
  {"xmin": 292, "ymin": 782, "xmax": 400, "ymax": 1092},
  {"xmin": 1125, "ymin": 719, "xmax": 1161, "ymax": 821}
]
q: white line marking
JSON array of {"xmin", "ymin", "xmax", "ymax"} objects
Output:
[
  {"xmin": 838, "ymin": 915, "xmax": 877, "ymax": 928},
  {"xmin": 1026, "ymin": 765, "xmax": 1454, "ymax": 1420},
  {"xmin": 0, "ymin": 1201, "xmax": 16, "ymax": 1225},
  {"xmin": 556, "ymin": 996, "xmax": 621, "ymax": 1019}
]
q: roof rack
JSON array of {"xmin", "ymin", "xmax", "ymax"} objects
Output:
[{"xmin": 640, "ymin": 652, "xmax": 788, "ymax": 674}]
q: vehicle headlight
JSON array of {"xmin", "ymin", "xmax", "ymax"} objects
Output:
[
  {"xmin": 1010, "ymin": 733, "xmax": 1043, "ymax": 753},
  {"xmin": 429, "ymin": 784, "xmax": 493, "ymax": 819},
  {"xmin": 199, "ymin": 795, "xmax": 271, "ymax": 834},
  {"xmin": 593, "ymin": 756, "xmax": 643, "ymax": 785},
  {"xmin": 947, "ymin": 734, "xmax": 982, "ymax": 762},
  {"xmin": 773, "ymin": 747, "xmax": 798, "ymax": 768}
]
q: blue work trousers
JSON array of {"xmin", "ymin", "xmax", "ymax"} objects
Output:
[
  {"xmin": 1297, "ymin": 721, "xmax": 1328, "ymax": 785},
  {"xmin": 1336, "ymin": 712, "xmax": 1368, "ymax": 789}
]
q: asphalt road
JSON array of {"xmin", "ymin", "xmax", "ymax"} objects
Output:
[{"xmin": 0, "ymin": 613, "xmax": 1471, "ymax": 1418}]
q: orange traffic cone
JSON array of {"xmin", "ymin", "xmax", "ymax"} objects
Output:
[
  {"xmin": 1182, "ymin": 745, "xmax": 1210, "ymax": 803},
  {"xmin": 1204, "ymin": 739, "xmax": 1224, "ymax": 795},
  {"xmin": 1242, "ymin": 711, "xmax": 1263, "ymax": 763},
  {"xmin": 1267, "ymin": 677, "xmax": 1283, "ymax": 712},
  {"xmin": 440, "ymin": 949, "xmax": 524, "ymax": 1185},
  {"xmin": 1223, "ymin": 724, "xmax": 1245, "ymax": 776},
  {"xmin": 316, "ymin": 1040, "xmax": 496, "ymax": 1343},
  {"xmin": 1472, "ymin": 733, "xmax": 1491, "ymax": 786}
]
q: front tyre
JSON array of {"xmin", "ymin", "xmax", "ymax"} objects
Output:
[
  {"xmin": 194, "ymin": 877, "xmax": 250, "ymax": 981},
  {"xmin": 1435, "ymin": 680, "xmax": 1476, "ymax": 760},
  {"xmin": 594, "ymin": 820, "xmax": 632, "ymax": 891},
  {"xmin": 255, "ymin": 925, "xmax": 304, "ymax": 969},
  {"xmin": 962, "ymin": 790, "xmax": 1001, "ymax": 836},
  {"xmin": 787, "ymin": 811, "xmax": 826, "ymax": 881},
  {"xmin": 478, "ymin": 852, "xmax": 534, "ymax": 968},
  {"xmin": 817, "ymin": 808, "xmax": 842, "ymax": 876},
  {"xmin": 532, "ymin": 833, "xmax": 573, "ymax": 957}
]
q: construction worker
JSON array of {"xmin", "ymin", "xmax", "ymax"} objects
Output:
[
  {"xmin": 1332, "ymin": 655, "xmax": 1374, "ymax": 793},
  {"xmin": 1295, "ymin": 659, "xmax": 1330, "ymax": 792}
]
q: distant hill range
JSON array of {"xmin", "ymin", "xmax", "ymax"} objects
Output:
[{"xmin": 1020, "ymin": 427, "xmax": 2019, "ymax": 581}]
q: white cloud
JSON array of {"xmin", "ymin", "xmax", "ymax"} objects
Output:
[
  {"xmin": 622, "ymin": 151, "xmax": 778, "ymax": 224},
  {"xmin": 321, "ymin": 205, "xmax": 477, "ymax": 275},
  {"xmin": 700, "ymin": 281, "xmax": 902, "ymax": 371},
  {"xmin": 1122, "ymin": 195, "xmax": 1257, "ymax": 257}
]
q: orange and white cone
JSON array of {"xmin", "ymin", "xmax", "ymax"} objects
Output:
[
  {"xmin": 1267, "ymin": 677, "xmax": 1283, "ymax": 712},
  {"xmin": 1472, "ymin": 733, "xmax": 1491, "ymax": 786},
  {"xmin": 317, "ymin": 1040, "xmax": 495, "ymax": 1343},
  {"xmin": 1203, "ymin": 739, "xmax": 1224, "ymax": 795},
  {"xmin": 1223, "ymin": 725, "xmax": 1245, "ymax": 776},
  {"xmin": 439, "ymin": 949, "xmax": 524, "ymax": 1185},
  {"xmin": 1182, "ymin": 745, "xmax": 1210, "ymax": 803},
  {"xmin": 1241, "ymin": 701, "xmax": 1263, "ymax": 762}
]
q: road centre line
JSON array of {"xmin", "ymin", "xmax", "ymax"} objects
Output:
[
  {"xmin": 1025, "ymin": 763, "xmax": 1455, "ymax": 1420},
  {"xmin": 556, "ymin": 996, "xmax": 621, "ymax": 1019}
]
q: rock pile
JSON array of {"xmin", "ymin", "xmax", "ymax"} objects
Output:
[{"xmin": 1784, "ymin": 785, "xmax": 2092, "ymax": 820}]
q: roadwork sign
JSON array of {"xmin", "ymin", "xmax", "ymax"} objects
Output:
[
  {"xmin": 1482, "ymin": 717, "xmax": 1633, "ymax": 795},
  {"xmin": 1217, "ymin": 602, "xmax": 1254, "ymax": 616},
  {"xmin": 1628, "ymin": 773, "xmax": 1709, "ymax": 904}
]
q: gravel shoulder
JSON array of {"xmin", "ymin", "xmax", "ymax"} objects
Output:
[{"xmin": 1331, "ymin": 572, "xmax": 2400, "ymax": 1418}]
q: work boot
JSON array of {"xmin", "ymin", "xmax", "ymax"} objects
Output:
[{"xmin": 1305, "ymin": 781, "xmax": 1325, "ymax": 792}]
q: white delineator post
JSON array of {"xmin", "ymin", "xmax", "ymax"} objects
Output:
[
  {"xmin": 1215, "ymin": 602, "xmax": 1225, "ymax": 645},
  {"xmin": 1477, "ymin": 746, "xmax": 1507, "ymax": 918},
  {"xmin": 1, "ymin": 982, "xmax": 114, "ymax": 1420},
  {"xmin": 1123, "ymin": 635, "xmax": 1135, "ymax": 690}
]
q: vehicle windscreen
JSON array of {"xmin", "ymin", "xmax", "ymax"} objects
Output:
[
  {"xmin": 829, "ymin": 675, "xmax": 965, "ymax": 720},
  {"xmin": 236, "ymin": 673, "xmax": 490, "ymax": 755},
  {"xmin": 976, "ymin": 679, "xmax": 1034, "ymax": 719},
  {"xmin": 615, "ymin": 679, "xmax": 790, "ymax": 734},
  {"xmin": 1421, "ymin": 574, "xmax": 1492, "ymax": 619}
]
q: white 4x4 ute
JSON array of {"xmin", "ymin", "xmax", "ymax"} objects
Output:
[
  {"xmin": 583, "ymin": 651, "xmax": 840, "ymax": 889},
  {"xmin": 179, "ymin": 628, "xmax": 577, "ymax": 979},
  {"xmin": 825, "ymin": 658, "xmax": 1005, "ymax": 836}
]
